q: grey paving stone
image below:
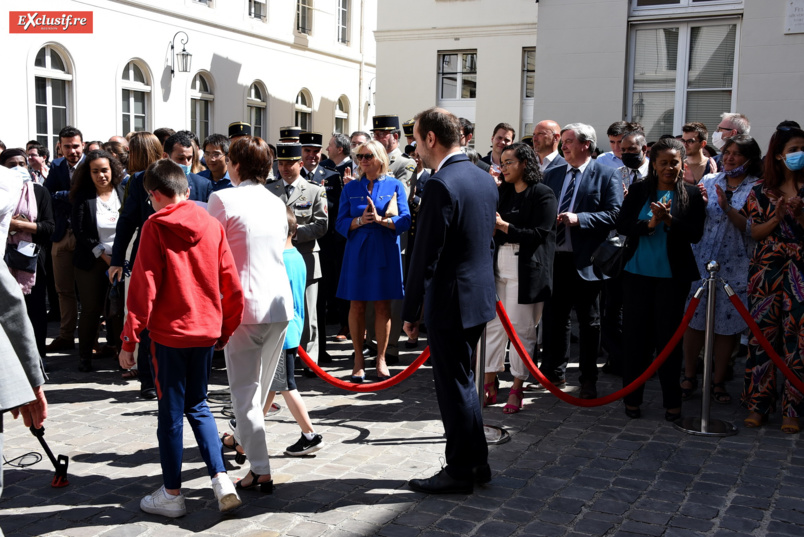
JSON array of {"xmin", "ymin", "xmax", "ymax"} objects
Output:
[
  {"xmin": 619, "ymin": 520, "xmax": 665, "ymax": 536},
  {"xmin": 433, "ymin": 517, "xmax": 475, "ymax": 534},
  {"xmin": 377, "ymin": 524, "xmax": 421, "ymax": 537}
]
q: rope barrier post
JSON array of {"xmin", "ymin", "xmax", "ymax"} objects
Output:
[
  {"xmin": 476, "ymin": 325, "xmax": 510, "ymax": 445},
  {"xmin": 675, "ymin": 260, "xmax": 737, "ymax": 437}
]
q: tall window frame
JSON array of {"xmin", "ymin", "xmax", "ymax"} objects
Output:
[
  {"xmin": 437, "ymin": 51, "xmax": 477, "ymax": 101},
  {"xmin": 295, "ymin": 89, "xmax": 313, "ymax": 132},
  {"xmin": 521, "ymin": 48, "xmax": 536, "ymax": 143},
  {"xmin": 247, "ymin": 82, "xmax": 267, "ymax": 139},
  {"xmin": 337, "ymin": 0, "xmax": 350, "ymax": 44},
  {"xmin": 249, "ymin": 0, "xmax": 267, "ymax": 21},
  {"xmin": 335, "ymin": 96, "xmax": 349, "ymax": 134},
  {"xmin": 626, "ymin": 19, "xmax": 740, "ymax": 142},
  {"xmin": 33, "ymin": 45, "xmax": 73, "ymax": 155},
  {"xmin": 121, "ymin": 60, "xmax": 151, "ymax": 135},
  {"xmin": 191, "ymin": 72, "xmax": 214, "ymax": 142},
  {"xmin": 296, "ymin": 0, "xmax": 313, "ymax": 35}
]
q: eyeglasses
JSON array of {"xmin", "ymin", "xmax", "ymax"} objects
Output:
[
  {"xmin": 203, "ymin": 151, "xmax": 225, "ymax": 160},
  {"xmin": 355, "ymin": 153, "xmax": 374, "ymax": 161},
  {"xmin": 716, "ymin": 126, "xmax": 733, "ymax": 132},
  {"xmin": 500, "ymin": 160, "xmax": 518, "ymax": 168},
  {"xmin": 681, "ymin": 138, "xmax": 699, "ymax": 145}
]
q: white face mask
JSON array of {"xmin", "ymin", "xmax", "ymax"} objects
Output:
[{"xmin": 711, "ymin": 131, "xmax": 726, "ymax": 151}]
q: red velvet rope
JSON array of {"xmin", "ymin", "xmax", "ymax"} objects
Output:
[
  {"xmin": 727, "ymin": 293, "xmax": 804, "ymax": 395},
  {"xmin": 297, "ymin": 346, "xmax": 430, "ymax": 392},
  {"xmin": 495, "ymin": 297, "xmax": 701, "ymax": 407}
]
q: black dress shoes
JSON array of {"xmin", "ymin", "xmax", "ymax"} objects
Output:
[
  {"xmin": 579, "ymin": 381, "xmax": 598, "ymax": 399},
  {"xmin": 473, "ymin": 464, "xmax": 492, "ymax": 485},
  {"xmin": 408, "ymin": 468, "xmax": 473, "ymax": 494}
]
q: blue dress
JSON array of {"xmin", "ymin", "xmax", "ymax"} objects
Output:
[
  {"xmin": 685, "ymin": 173, "xmax": 757, "ymax": 334},
  {"xmin": 336, "ymin": 175, "xmax": 411, "ymax": 301}
]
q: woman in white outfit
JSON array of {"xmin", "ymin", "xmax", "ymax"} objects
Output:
[{"xmin": 207, "ymin": 136, "xmax": 293, "ymax": 493}]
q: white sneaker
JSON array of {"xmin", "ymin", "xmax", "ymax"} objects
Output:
[
  {"xmin": 211, "ymin": 474, "xmax": 242, "ymax": 513},
  {"xmin": 140, "ymin": 486, "xmax": 187, "ymax": 518}
]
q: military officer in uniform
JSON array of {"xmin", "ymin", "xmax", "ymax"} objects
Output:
[
  {"xmin": 402, "ymin": 119, "xmax": 416, "ymax": 151},
  {"xmin": 271, "ymin": 126, "xmax": 303, "ymax": 182},
  {"xmin": 300, "ymin": 132, "xmax": 343, "ymax": 363},
  {"xmin": 366, "ymin": 116, "xmax": 417, "ymax": 364},
  {"xmin": 267, "ymin": 144, "xmax": 328, "ymax": 373},
  {"xmin": 228, "ymin": 121, "xmax": 252, "ymax": 140}
]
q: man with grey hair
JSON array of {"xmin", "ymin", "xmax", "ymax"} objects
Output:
[
  {"xmin": 539, "ymin": 123, "xmax": 623, "ymax": 399},
  {"xmin": 713, "ymin": 112, "xmax": 750, "ymax": 171}
]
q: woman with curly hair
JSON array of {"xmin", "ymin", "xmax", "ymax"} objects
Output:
[{"xmin": 482, "ymin": 143, "xmax": 557, "ymax": 413}]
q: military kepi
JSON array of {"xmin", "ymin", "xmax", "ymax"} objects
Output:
[
  {"xmin": 276, "ymin": 143, "xmax": 302, "ymax": 160},
  {"xmin": 279, "ymin": 126, "xmax": 302, "ymax": 140},
  {"xmin": 372, "ymin": 115, "xmax": 400, "ymax": 131},
  {"xmin": 300, "ymin": 132, "xmax": 323, "ymax": 147},
  {"xmin": 228, "ymin": 122, "xmax": 251, "ymax": 138},
  {"xmin": 402, "ymin": 119, "xmax": 415, "ymax": 137}
]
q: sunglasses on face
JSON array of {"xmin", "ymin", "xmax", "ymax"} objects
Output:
[{"xmin": 355, "ymin": 153, "xmax": 374, "ymax": 161}]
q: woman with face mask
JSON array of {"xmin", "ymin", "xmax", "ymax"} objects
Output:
[
  {"xmin": 741, "ymin": 126, "xmax": 804, "ymax": 433},
  {"xmin": 680, "ymin": 135, "xmax": 761, "ymax": 406}
]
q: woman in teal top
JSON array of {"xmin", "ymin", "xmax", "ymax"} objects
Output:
[
  {"xmin": 336, "ymin": 140, "xmax": 411, "ymax": 382},
  {"xmin": 616, "ymin": 137, "xmax": 706, "ymax": 422}
]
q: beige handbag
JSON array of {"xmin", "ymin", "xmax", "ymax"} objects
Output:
[{"xmin": 385, "ymin": 192, "xmax": 399, "ymax": 217}]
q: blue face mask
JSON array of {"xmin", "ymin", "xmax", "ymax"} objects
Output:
[
  {"xmin": 784, "ymin": 151, "xmax": 804, "ymax": 171},
  {"xmin": 177, "ymin": 163, "xmax": 191, "ymax": 176}
]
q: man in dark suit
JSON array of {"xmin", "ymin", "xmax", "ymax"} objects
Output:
[
  {"xmin": 43, "ymin": 126, "xmax": 85, "ymax": 353},
  {"xmin": 479, "ymin": 122, "xmax": 515, "ymax": 178},
  {"xmin": 540, "ymin": 123, "xmax": 623, "ymax": 399},
  {"xmin": 532, "ymin": 120, "xmax": 567, "ymax": 173},
  {"xmin": 404, "ymin": 107, "xmax": 498, "ymax": 494}
]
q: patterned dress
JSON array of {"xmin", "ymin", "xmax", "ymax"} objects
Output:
[
  {"xmin": 740, "ymin": 184, "xmax": 804, "ymax": 417},
  {"xmin": 685, "ymin": 173, "xmax": 757, "ymax": 335}
]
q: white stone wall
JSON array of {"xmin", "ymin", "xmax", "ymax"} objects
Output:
[{"xmin": 2, "ymin": 0, "xmax": 377, "ymax": 150}]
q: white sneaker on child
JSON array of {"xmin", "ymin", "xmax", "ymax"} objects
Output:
[
  {"xmin": 211, "ymin": 474, "xmax": 242, "ymax": 513},
  {"xmin": 140, "ymin": 485, "xmax": 187, "ymax": 518}
]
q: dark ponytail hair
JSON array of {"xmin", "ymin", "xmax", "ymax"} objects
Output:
[{"xmin": 646, "ymin": 137, "xmax": 689, "ymax": 210}]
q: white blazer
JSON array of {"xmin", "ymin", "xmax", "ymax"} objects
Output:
[{"xmin": 208, "ymin": 180, "xmax": 293, "ymax": 325}]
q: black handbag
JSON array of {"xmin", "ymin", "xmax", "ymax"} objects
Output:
[
  {"xmin": 4, "ymin": 243, "xmax": 39, "ymax": 273},
  {"xmin": 591, "ymin": 236, "xmax": 627, "ymax": 278}
]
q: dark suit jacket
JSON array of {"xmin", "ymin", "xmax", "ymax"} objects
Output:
[
  {"xmin": 495, "ymin": 181, "xmax": 557, "ymax": 304},
  {"xmin": 403, "ymin": 153, "xmax": 498, "ymax": 329},
  {"xmin": 544, "ymin": 153, "xmax": 567, "ymax": 173},
  {"xmin": 109, "ymin": 171, "xmax": 212, "ymax": 267},
  {"xmin": 616, "ymin": 180, "xmax": 705, "ymax": 282},
  {"xmin": 542, "ymin": 158, "xmax": 623, "ymax": 281},
  {"xmin": 43, "ymin": 158, "xmax": 79, "ymax": 242},
  {"xmin": 28, "ymin": 184, "xmax": 55, "ymax": 274},
  {"xmin": 477, "ymin": 152, "xmax": 492, "ymax": 173},
  {"xmin": 305, "ymin": 164, "xmax": 342, "ymax": 240},
  {"xmin": 72, "ymin": 183, "xmax": 127, "ymax": 271}
]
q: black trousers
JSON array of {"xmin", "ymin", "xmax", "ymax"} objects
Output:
[
  {"xmin": 427, "ymin": 319, "xmax": 488, "ymax": 480},
  {"xmin": 601, "ymin": 275, "xmax": 625, "ymax": 373},
  {"xmin": 541, "ymin": 252, "xmax": 602, "ymax": 384},
  {"xmin": 621, "ymin": 272, "xmax": 690, "ymax": 409},
  {"xmin": 24, "ymin": 263, "xmax": 48, "ymax": 358}
]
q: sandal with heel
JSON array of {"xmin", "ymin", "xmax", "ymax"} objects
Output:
[
  {"xmin": 711, "ymin": 382, "xmax": 731, "ymax": 404},
  {"xmin": 680, "ymin": 375, "xmax": 698, "ymax": 400},
  {"xmin": 222, "ymin": 433, "xmax": 247, "ymax": 464},
  {"xmin": 781, "ymin": 416, "xmax": 800, "ymax": 434},
  {"xmin": 503, "ymin": 388, "xmax": 524, "ymax": 414},
  {"xmin": 483, "ymin": 377, "xmax": 499, "ymax": 407},
  {"xmin": 744, "ymin": 412, "xmax": 768, "ymax": 428},
  {"xmin": 235, "ymin": 470, "xmax": 274, "ymax": 493}
]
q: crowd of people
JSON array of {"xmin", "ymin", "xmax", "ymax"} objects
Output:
[{"xmin": 2, "ymin": 107, "xmax": 804, "ymax": 508}]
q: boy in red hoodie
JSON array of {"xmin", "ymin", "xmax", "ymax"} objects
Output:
[{"xmin": 118, "ymin": 159, "xmax": 244, "ymax": 518}]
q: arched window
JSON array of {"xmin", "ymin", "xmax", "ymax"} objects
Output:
[
  {"xmin": 191, "ymin": 73, "xmax": 214, "ymax": 141},
  {"xmin": 121, "ymin": 60, "xmax": 151, "ymax": 134},
  {"xmin": 335, "ymin": 96, "xmax": 349, "ymax": 134},
  {"xmin": 295, "ymin": 90, "xmax": 312, "ymax": 132},
  {"xmin": 33, "ymin": 45, "xmax": 72, "ymax": 154},
  {"xmin": 247, "ymin": 82, "xmax": 267, "ymax": 139}
]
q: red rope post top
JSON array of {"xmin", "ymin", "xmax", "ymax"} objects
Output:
[
  {"xmin": 495, "ymin": 298, "xmax": 700, "ymax": 407},
  {"xmin": 297, "ymin": 346, "xmax": 430, "ymax": 392}
]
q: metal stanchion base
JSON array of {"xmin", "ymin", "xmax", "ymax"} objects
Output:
[
  {"xmin": 674, "ymin": 417, "xmax": 738, "ymax": 437},
  {"xmin": 484, "ymin": 425, "xmax": 510, "ymax": 445}
]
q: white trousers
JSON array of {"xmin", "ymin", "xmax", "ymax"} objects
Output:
[
  {"xmin": 484, "ymin": 244, "xmax": 544, "ymax": 381},
  {"xmin": 301, "ymin": 280, "xmax": 318, "ymax": 363},
  {"xmin": 225, "ymin": 321, "xmax": 289, "ymax": 475}
]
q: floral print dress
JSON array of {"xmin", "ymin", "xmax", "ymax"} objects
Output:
[{"xmin": 740, "ymin": 184, "xmax": 804, "ymax": 417}]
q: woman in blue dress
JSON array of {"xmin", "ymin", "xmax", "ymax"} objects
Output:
[
  {"xmin": 336, "ymin": 140, "xmax": 411, "ymax": 382},
  {"xmin": 680, "ymin": 135, "xmax": 761, "ymax": 405}
]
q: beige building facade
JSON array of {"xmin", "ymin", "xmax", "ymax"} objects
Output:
[
  {"xmin": 377, "ymin": 0, "xmax": 804, "ymax": 153},
  {"xmin": 2, "ymin": 0, "xmax": 377, "ymax": 155}
]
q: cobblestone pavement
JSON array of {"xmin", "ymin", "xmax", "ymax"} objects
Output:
[{"xmin": 2, "ymin": 322, "xmax": 803, "ymax": 537}]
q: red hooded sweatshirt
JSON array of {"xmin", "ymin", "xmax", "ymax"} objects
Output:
[{"xmin": 121, "ymin": 200, "xmax": 244, "ymax": 352}]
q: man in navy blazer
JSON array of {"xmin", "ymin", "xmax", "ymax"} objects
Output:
[
  {"xmin": 404, "ymin": 108, "xmax": 498, "ymax": 494},
  {"xmin": 532, "ymin": 120, "xmax": 567, "ymax": 173},
  {"xmin": 540, "ymin": 123, "xmax": 623, "ymax": 400},
  {"xmin": 43, "ymin": 126, "xmax": 85, "ymax": 352}
]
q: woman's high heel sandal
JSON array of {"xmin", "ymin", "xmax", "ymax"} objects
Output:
[
  {"xmin": 744, "ymin": 412, "xmax": 768, "ymax": 428},
  {"xmin": 503, "ymin": 388, "xmax": 524, "ymax": 414},
  {"xmin": 235, "ymin": 470, "xmax": 274, "ymax": 493},
  {"xmin": 781, "ymin": 416, "xmax": 800, "ymax": 434},
  {"xmin": 483, "ymin": 382, "xmax": 498, "ymax": 407},
  {"xmin": 222, "ymin": 433, "xmax": 247, "ymax": 465}
]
